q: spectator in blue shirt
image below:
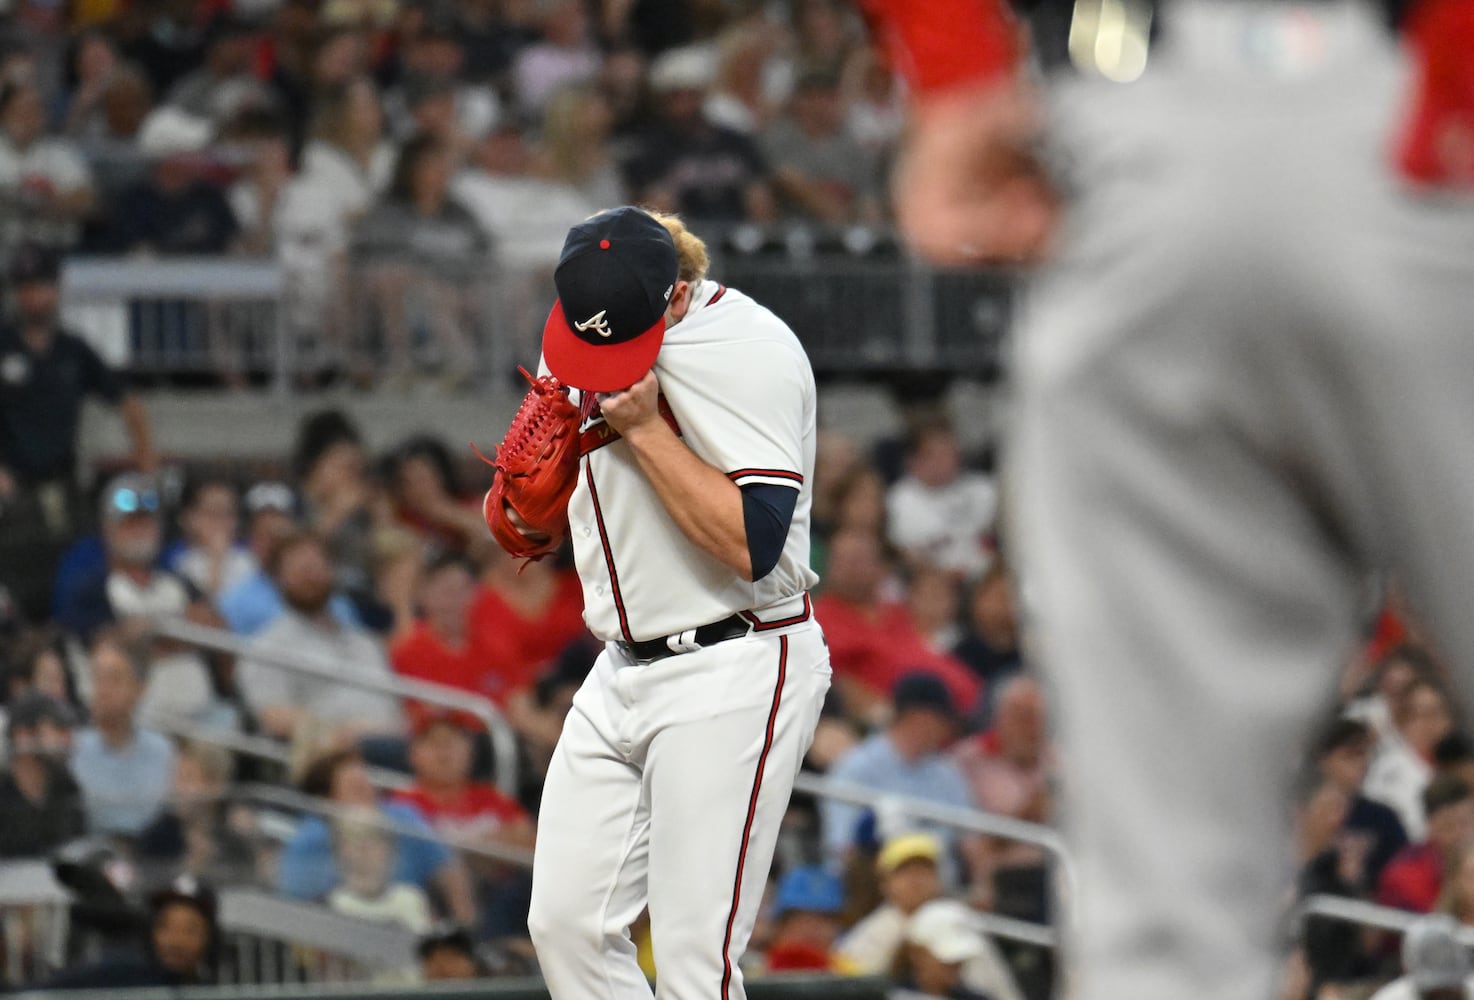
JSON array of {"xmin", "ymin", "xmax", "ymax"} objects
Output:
[
  {"xmin": 277, "ymin": 748, "xmax": 476, "ymax": 926},
  {"xmin": 70, "ymin": 634, "xmax": 176, "ymax": 836},
  {"xmin": 821, "ymin": 672, "xmax": 990, "ymax": 894},
  {"xmin": 216, "ymin": 481, "xmax": 358, "ymax": 635}
]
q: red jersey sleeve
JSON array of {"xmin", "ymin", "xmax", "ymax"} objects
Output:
[
  {"xmin": 1394, "ymin": 0, "xmax": 1474, "ymax": 186},
  {"xmin": 860, "ymin": 0, "xmax": 1019, "ymax": 95}
]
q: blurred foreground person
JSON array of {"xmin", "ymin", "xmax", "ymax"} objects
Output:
[{"xmin": 864, "ymin": 0, "xmax": 1474, "ymax": 997}]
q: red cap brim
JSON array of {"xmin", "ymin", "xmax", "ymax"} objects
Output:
[{"xmin": 541, "ymin": 300, "xmax": 666, "ymax": 393}]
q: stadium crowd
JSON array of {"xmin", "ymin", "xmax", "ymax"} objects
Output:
[
  {"xmin": 0, "ymin": 3, "xmax": 1464, "ymax": 1000},
  {"xmin": 0, "ymin": 357, "xmax": 1052, "ymax": 996},
  {"xmin": 0, "ymin": 357, "xmax": 1457, "ymax": 999},
  {"xmin": 0, "ymin": 0, "xmax": 903, "ymax": 386}
]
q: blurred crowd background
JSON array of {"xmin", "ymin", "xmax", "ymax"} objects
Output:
[
  {"xmin": 0, "ymin": 0, "xmax": 912, "ymax": 389},
  {"xmin": 0, "ymin": 2, "xmax": 1460, "ymax": 1000}
]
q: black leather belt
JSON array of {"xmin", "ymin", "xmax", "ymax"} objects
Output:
[{"xmin": 619, "ymin": 614, "xmax": 752, "ymax": 664}]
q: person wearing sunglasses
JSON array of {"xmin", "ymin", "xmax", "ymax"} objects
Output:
[{"xmin": 57, "ymin": 473, "xmax": 238, "ymax": 732}]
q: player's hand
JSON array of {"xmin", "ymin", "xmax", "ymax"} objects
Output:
[
  {"xmin": 597, "ymin": 370, "xmax": 661, "ymax": 437},
  {"xmin": 893, "ymin": 77, "xmax": 1058, "ymax": 266}
]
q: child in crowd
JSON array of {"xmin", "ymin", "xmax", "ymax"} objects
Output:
[{"xmin": 327, "ymin": 811, "xmax": 432, "ymax": 934}]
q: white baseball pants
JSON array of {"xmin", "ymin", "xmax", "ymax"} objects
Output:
[{"xmin": 528, "ymin": 620, "xmax": 830, "ymax": 999}]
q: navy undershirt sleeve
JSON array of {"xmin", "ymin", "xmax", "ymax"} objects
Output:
[{"xmin": 740, "ymin": 483, "xmax": 798, "ymax": 581}]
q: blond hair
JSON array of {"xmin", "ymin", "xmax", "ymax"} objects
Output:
[{"xmin": 644, "ymin": 210, "xmax": 710, "ymax": 285}]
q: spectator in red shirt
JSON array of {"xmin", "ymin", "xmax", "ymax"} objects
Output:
[
  {"xmin": 1377, "ymin": 776, "xmax": 1474, "ymax": 914},
  {"xmin": 393, "ymin": 714, "xmax": 534, "ymax": 850},
  {"xmin": 392, "ymin": 713, "xmax": 536, "ymax": 942},
  {"xmin": 814, "ymin": 528, "xmax": 980, "ymax": 724},
  {"xmin": 468, "ymin": 547, "xmax": 586, "ymax": 724},
  {"xmin": 390, "ymin": 554, "xmax": 488, "ymax": 729}
]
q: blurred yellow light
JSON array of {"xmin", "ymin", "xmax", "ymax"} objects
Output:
[{"xmin": 1070, "ymin": 0, "xmax": 1152, "ymax": 82}]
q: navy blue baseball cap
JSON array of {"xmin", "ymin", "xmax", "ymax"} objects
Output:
[
  {"xmin": 542, "ymin": 207, "xmax": 679, "ymax": 393},
  {"xmin": 892, "ymin": 671, "xmax": 958, "ymax": 719}
]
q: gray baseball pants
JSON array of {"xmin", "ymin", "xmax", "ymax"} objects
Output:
[{"xmin": 1007, "ymin": 1, "xmax": 1474, "ymax": 997}]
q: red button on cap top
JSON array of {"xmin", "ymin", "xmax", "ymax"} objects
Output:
[{"xmin": 599, "ymin": 239, "xmax": 611, "ymax": 249}]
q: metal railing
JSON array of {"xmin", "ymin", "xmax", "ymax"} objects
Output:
[
  {"xmin": 151, "ymin": 616, "xmax": 519, "ymax": 797},
  {"xmin": 0, "ymin": 861, "xmax": 418, "ymax": 987},
  {"xmin": 342, "ymin": 254, "xmax": 502, "ymax": 385},
  {"xmin": 146, "ymin": 653, "xmax": 1063, "ymax": 944},
  {"xmin": 155, "ymin": 719, "xmax": 412, "ymax": 793},
  {"xmin": 0, "ymin": 861, "xmax": 71, "ymax": 986},
  {"xmin": 713, "ymin": 252, "xmax": 1013, "ymax": 376},
  {"xmin": 216, "ymin": 888, "xmax": 419, "ymax": 983},
  {"xmin": 234, "ymin": 783, "xmax": 533, "ymax": 869},
  {"xmin": 1296, "ymin": 893, "xmax": 1474, "ymax": 945},
  {"xmin": 793, "ymin": 770, "xmax": 1072, "ymax": 947},
  {"xmin": 61, "ymin": 258, "xmax": 287, "ymax": 388},
  {"xmin": 0, "ymin": 784, "xmax": 531, "ymax": 986},
  {"xmin": 57, "ymin": 249, "xmax": 1013, "ymax": 388}
]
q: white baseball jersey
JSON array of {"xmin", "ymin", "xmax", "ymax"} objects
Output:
[
  {"xmin": 529, "ymin": 278, "xmax": 832, "ymax": 1000},
  {"xmin": 560, "ymin": 279, "xmax": 820, "ymax": 643}
]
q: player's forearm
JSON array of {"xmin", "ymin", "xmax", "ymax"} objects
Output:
[{"xmin": 621, "ymin": 419, "xmax": 754, "ymax": 581}]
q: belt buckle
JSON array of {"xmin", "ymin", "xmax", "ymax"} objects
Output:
[
  {"xmin": 622, "ymin": 639, "xmax": 676, "ymax": 665},
  {"xmin": 618, "ymin": 641, "xmax": 653, "ymax": 665}
]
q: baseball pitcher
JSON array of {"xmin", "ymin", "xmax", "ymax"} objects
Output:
[{"xmin": 483, "ymin": 206, "xmax": 830, "ymax": 999}]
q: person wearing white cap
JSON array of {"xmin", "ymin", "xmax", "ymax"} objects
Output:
[
  {"xmin": 1370, "ymin": 914, "xmax": 1472, "ymax": 1000},
  {"xmin": 899, "ymin": 898, "xmax": 1024, "ymax": 1000}
]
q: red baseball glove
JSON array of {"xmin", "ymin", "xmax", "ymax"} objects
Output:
[{"xmin": 478, "ymin": 367, "xmax": 581, "ymax": 561}]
